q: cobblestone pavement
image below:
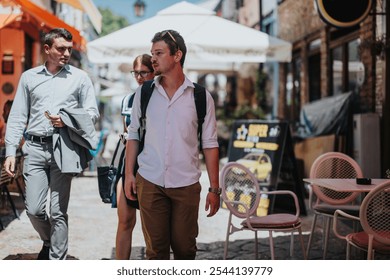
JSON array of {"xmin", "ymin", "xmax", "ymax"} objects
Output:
[{"xmin": 1, "ymin": 172, "xmax": 388, "ymax": 260}]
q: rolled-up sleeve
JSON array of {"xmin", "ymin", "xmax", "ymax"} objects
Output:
[{"xmin": 201, "ymin": 90, "xmax": 219, "ymax": 149}]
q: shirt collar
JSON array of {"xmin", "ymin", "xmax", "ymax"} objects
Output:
[
  {"xmin": 38, "ymin": 63, "xmax": 71, "ymax": 76},
  {"xmin": 155, "ymin": 74, "xmax": 194, "ymax": 90}
]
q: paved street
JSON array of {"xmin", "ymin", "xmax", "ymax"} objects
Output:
[{"xmin": 0, "ymin": 170, "xmax": 387, "ymax": 260}]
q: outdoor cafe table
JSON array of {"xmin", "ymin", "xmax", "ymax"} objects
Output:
[{"xmin": 303, "ymin": 178, "xmax": 390, "ymax": 192}]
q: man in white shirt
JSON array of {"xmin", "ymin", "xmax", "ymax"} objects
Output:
[{"xmin": 125, "ymin": 29, "xmax": 220, "ymax": 260}]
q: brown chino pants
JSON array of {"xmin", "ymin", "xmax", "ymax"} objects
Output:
[{"xmin": 136, "ymin": 174, "xmax": 201, "ymax": 260}]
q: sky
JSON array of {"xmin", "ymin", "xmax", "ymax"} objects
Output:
[{"xmin": 92, "ymin": 0, "xmax": 202, "ymax": 25}]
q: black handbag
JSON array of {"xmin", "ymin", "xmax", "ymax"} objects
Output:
[{"xmin": 97, "ymin": 139, "xmax": 121, "ymax": 204}]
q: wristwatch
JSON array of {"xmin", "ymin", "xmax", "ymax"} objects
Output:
[{"xmin": 208, "ymin": 187, "xmax": 222, "ymax": 195}]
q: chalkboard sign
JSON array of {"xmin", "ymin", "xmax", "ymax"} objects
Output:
[{"xmin": 226, "ymin": 120, "xmax": 306, "ymax": 215}]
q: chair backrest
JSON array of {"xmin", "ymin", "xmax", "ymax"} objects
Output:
[
  {"xmin": 310, "ymin": 152, "xmax": 363, "ymax": 205},
  {"xmin": 220, "ymin": 162, "xmax": 260, "ymax": 219},
  {"xmin": 360, "ymin": 180, "xmax": 390, "ymax": 245}
]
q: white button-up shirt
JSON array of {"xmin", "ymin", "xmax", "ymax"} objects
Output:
[{"xmin": 127, "ymin": 76, "xmax": 218, "ymax": 188}]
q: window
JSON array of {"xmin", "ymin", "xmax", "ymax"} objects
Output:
[
  {"xmin": 285, "ymin": 54, "xmax": 302, "ymax": 122},
  {"xmin": 292, "ymin": 56, "xmax": 302, "ymax": 120},
  {"xmin": 331, "ymin": 38, "xmax": 363, "ymax": 96},
  {"xmin": 332, "ymin": 45, "xmax": 343, "ymax": 95},
  {"xmin": 308, "ymin": 39, "xmax": 321, "ymax": 102},
  {"xmin": 308, "ymin": 53, "xmax": 321, "ymax": 101},
  {"xmin": 348, "ymin": 39, "xmax": 364, "ymax": 95}
]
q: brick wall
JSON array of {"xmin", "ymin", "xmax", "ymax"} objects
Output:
[
  {"xmin": 277, "ymin": 0, "xmax": 382, "ymax": 119},
  {"xmin": 278, "ymin": 0, "xmax": 325, "ymax": 42}
]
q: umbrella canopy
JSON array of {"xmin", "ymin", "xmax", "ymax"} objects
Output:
[{"xmin": 87, "ymin": 1, "xmax": 291, "ymax": 72}]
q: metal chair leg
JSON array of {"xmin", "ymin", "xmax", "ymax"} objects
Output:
[
  {"xmin": 306, "ymin": 213, "xmax": 318, "ymax": 258},
  {"xmin": 269, "ymin": 231, "xmax": 275, "ymax": 260},
  {"xmin": 323, "ymin": 217, "xmax": 331, "ymax": 259},
  {"xmin": 346, "ymin": 243, "xmax": 351, "ymax": 259},
  {"xmin": 3, "ymin": 185, "xmax": 19, "ymax": 219},
  {"xmin": 224, "ymin": 215, "xmax": 233, "ymax": 259},
  {"xmin": 289, "ymin": 232, "xmax": 295, "ymax": 257},
  {"xmin": 254, "ymin": 231, "xmax": 258, "ymax": 259},
  {"xmin": 15, "ymin": 177, "xmax": 25, "ymax": 201},
  {"xmin": 298, "ymin": 228, "xmax": 307, "ymax": 260}
]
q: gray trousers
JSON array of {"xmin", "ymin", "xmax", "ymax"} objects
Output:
[{"xmin": 22, "ymin": 140, "xmax": 73, "ymax": 260}]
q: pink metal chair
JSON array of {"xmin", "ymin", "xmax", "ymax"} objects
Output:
[
  {"xmin": 220, "ymin": 162, "xmax": 306, "ymax": 260},
  {"xmin": 333, "ymin": 180, "xmax": 390, "ymax": 259},
  {"xmin": 306, "ymin": 152, "xmax": 363, "ymax": 259}
]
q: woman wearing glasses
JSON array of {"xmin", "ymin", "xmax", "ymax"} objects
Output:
[{"xmin": 115, "ymin": 54, "xmax": 154, "ymax": 259}]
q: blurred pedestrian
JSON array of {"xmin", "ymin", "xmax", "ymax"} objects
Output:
[
  {"xmin": 4, "ymin": 28, "xmax": 99, "ymax": 260},
  {"xmin": 115, "ymin": 54, "xmax": 154, "ymax": 259},
  {"xmin": 124, "ymin": 29, "xmax": 220, "ymax": 260}
]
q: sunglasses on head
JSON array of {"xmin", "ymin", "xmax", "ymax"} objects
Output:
[{"xmin": 161, "ymin": 30, "xmax": 180, "ymax": 51}]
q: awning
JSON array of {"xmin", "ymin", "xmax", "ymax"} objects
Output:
[
  {"xmin": 0, "ymin": 13, "xmax": 20, "ymax": 29},
  {"xmin": 11, "ymin": 0, "xmax": 85, "ymax": 51},
  {"xmin": 55, "ymin": 0, "xmax": 102, "ymax": 33}
]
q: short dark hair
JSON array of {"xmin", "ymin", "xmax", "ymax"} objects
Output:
[
  {"xmin": 44, "ymin": 28, "xmax": 73, "ymax": 47},
  {"xmin": 151, "ymin": 29, "xmax": 186, "ymax": 66}
]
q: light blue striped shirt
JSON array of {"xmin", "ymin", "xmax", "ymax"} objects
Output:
[{"xmin": 5, "ymin": 64, "xmax": 99, "ymax": 156}]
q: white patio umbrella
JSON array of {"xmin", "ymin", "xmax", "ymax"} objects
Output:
[{"xmin": 86, "ymin": 1, "xmax": 291, "ymax": 72}]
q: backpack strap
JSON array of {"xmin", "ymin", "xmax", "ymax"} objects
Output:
[
  {"xmin": 121, "ymin": 93, "xmax": 135, "ymax": 127},
  {"xmin": 110, "ymin": 138, "xmax": 122, "ymax": 167},
  {"xmin": 139, "ymin": 80, "xmax": 155, "ymax": 152},
  {"xmin": 128, "ymin": 93, "xmax": 135, "ymax": 108},
  {"xmin": 193, "ymin": 82, "xmax": 206, "ymax": 151}
]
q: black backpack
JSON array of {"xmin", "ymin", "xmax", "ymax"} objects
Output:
[{"xmin": 133, "ymin": 80, "xmax": 206, "ymax": 175}]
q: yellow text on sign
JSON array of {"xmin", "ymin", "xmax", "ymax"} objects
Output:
[
  {"xmin": 255, "ymin": 142, "xmax": 279, "ymax": 151},
  {"xmin": 248, "ymin": 124, "xmax": 268, "ymax": 138},
  {"xmin": 233, "ymin": 140, "xmax": 254, "ymax": 148}
]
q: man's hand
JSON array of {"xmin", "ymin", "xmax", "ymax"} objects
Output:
[
  {"xmin": 124, "ymin": 173, "xmax": 137, "ymax": 201},
  {"xmin": 48, "ymin": 114, "xmax": 65, "ymax": 128},
  {"xmin": 205, "ymin": 192, "xmax": 220, "ymax": 217},
  {"xmin": 4, "ymin": 156, "xmax": 16, "ymax": 177}
]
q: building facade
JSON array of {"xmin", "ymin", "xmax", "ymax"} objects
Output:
[
  {"xmin": 234, "ymin": 0, "xmax": 388, "ymax": 176},
  {"xmin": 276, "ymin": 0, "xmax": 388, "ymax": 175}
]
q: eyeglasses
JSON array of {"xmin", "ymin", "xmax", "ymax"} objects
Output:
[
  {"xmin": 131, "ymin": 71, "xmax": 152, "ymax": 78},
  {"xmin": 161, "ymin": 30, "xmax": 180, "ymax": 51}
]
